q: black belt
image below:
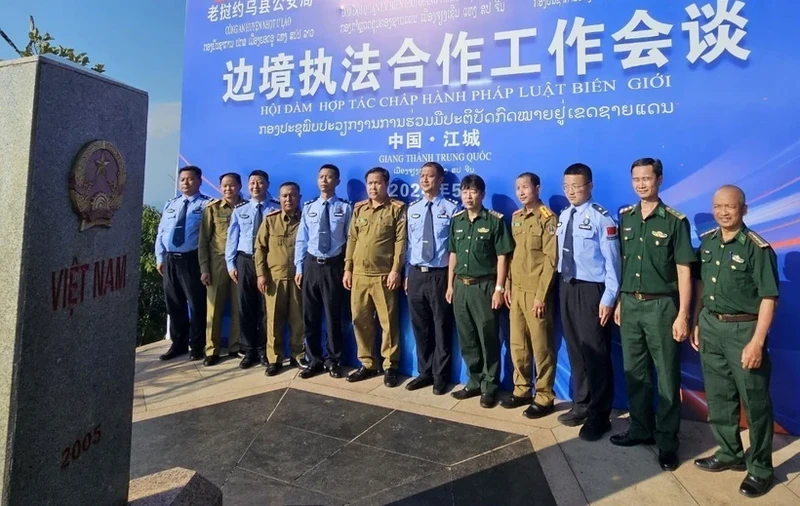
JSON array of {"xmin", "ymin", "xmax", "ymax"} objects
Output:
[
  {"xmin": 456, "ymin": 275, "xmax": 493, "ymax": 286},
  {"xmin": 708, "ymin": 310, "xmax": 758, "ymax": 323},
  {"xmin": 167, "ymin": 250, "xmax": 198, "ymax": 259},
  {"xmin": 237, "ymin": 251, "xmax": 253, "ymax": 259},
  {"xmin": 624, "ymin": 292, "xmax": 672, "ymax": 301},
  {"xmin": 561, "ymin": 276, "xmax": 602, "ymax": 285},
  {"xmin": 412, "ymin": 265, "xmax": 447, "ymax": 273},
  {"xmin": 308, "ymin": 254, "xmax": 343, "ymax": 265}
]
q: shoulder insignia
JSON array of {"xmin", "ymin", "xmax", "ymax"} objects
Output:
[
  {"xmin": 390, "ymin": 198, "xmax": 404, "ymax": 208},
  {"xmin": 699, "ymin": 227, "xmax": 718, "ymax": 239},
  {"xmin": 620, "ymin": 205, "xmax": 635, "ymax": 214},
  {"xmin": 445, "ymin": 197, "xmax": 459, "ymax": 206},
  {"xmin": 303, "ymin": 197, "xmax": 319, "ymax": 207},
  {"xmin": 265, "ymin": 209, "xmax": 281, "ymax": 217},
  {"xmin": 207, "ymin": 198, "xmax": 222, "ymax": 207},
  {"xmin": 199, "ymin": 194, "xmax": 211, "ymax": 200},
  {"xmin": 235, "ymin": 200, "xmax": 249, "ymax": 208},
  {"xmin": 355, "ymin": 199, "xmax": 370, "ymax": 208},
  {"xmin": 167, "ymin": 196, "xmax": 181, "ymax": 204},
  {"xmin": 665, "ymin": 206, "xmax": 686, "ymax": 220},
  {"xmin": 488, "ymin": 210, "xmax": 504, "ymax": 219},
  {"xmin": 270, "ymin": 198, "xmax": 280, "ymax": 205},
  {"xmin": 410, "ymin": 197, "xmax": 423, "ymax": 207},
  {"xmin": 538, "ymin": 204, "xmax": 554, "ymax": 219},
  {"xmin": 453, "ymin": 210, "xmax": 466, "ymax": 217},
  {"xmin": 512, "ymin": 209, "xmax": 524, "ymax": 216},
  {"xmin": 746, "ymin": 230, "xmax": 770, "ymax": 249},
  {"xmin": 591, "ymin": 203, "xmax": 609, "ymax": 216}
]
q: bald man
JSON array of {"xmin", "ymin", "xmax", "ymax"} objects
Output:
[{"xmin": 691, "ymin": 185, "xmax": 779, "ymax": 498}]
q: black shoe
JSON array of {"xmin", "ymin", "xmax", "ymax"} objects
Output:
[
  {"xmin": 480, "ymin": 393, "xmax": 496, "ymax": 409},
  {"xmin": 609, "ymin": 431, "xmax": 656, "ymax": 447},
  {"xmin": 432, "ymin": 379, "xmax": 447, "ymax": 396},
  {"xmin": 203, "ymin": 355, "xmax": 219, "ymax": 367},
  {"xmin": 451, "ymin": 387, "xmax": 481, "ymax": 400},
  {"xmin": 297, "ymin": 357, "xmax": 310, "ymax": 369},
  {"xmin": 557, "ymin": 408, "xmax": 589, "ymax": 427},
  {"xmin": 694, "ymin": 455, "xmax": 747, "ymax": 473},
  {"xmin": 499, "ymin": 395, "xmax": 531, "ymax": 409},
  {"xmin": 228, "ymin": 349, "xmax": 241, "ymax": 358},
  {"xmin": 384, "ymin": 368, "xmax": 399, "ymax": 388},
  {"xmin": 299, "ymin": 363, "xmax": 324, "ymax": 379},
  {"xmin": 189, "ymin": 351, "xmax": 204, "ymax": 361},
  {"xmin": 239, "ymin": 355, "xmax": 259, "ymax": 369},
  {"xmin": 347, "ymin": 366, "xmax": 379, "ymax": 383},
  {"xmin": 739, "ymin": 474, "xmax": 772, "ymax": 498},
  {"xmin": 265, "ymin": 363, "xmax": 281, "ymax": 376},
  {"xmin": 659, "ymin": 451, "xmax": 679, "ymax": 471},
  {"xmin": 259, "ymin": 354, "xmax": 269, "ymax": 367},
  {"xmin": 159, "ymin": 346, "xmax": 188, "ymax": 361},
  {"xmin": 406, "ymin": 375, "xmax": 434, "ymax": 391},
  {"xmin": 327, "ymin": 363, "xmax": 343, "ymax": 379},
  {"xmin": 523, "ymin": 403, "xmax": 555, "ymax": 419},
  {"xmin": 579, "ymin": 419, "xmax": 612, "ymax": 442}
]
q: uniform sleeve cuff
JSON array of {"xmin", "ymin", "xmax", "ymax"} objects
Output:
[
  {"xmin": 344, "ymin": 260, "xmax": 353, "ymax": 271},
  {"xmin": 600, "ymin": 292, "xmax": 616, "ymax": 308}
]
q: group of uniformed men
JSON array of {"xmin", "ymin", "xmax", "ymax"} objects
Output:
[{"xmin": 156, "ymin": 158, "xmax": 779, "ymax": 499}]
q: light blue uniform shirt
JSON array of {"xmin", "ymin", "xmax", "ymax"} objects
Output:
[
  {"xmin": 294, "ymin": 195, "xmax": 353, "ymax": 274},
  {"xmin": 406, "ymin": 194, "xmax": 461, "ymax": 274},
  {"xmin": 155, "ymin": 193, "xmax": 212, "ymax": 264},
  {"xmin": 225, "ymin": 197, "xmax": 280, "ymax": 271},
  {"xmin": 556, "ymin": 200, "xmax": 621, "ymax": 307}
]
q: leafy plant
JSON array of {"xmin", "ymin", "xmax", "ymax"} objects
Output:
[
  {"xmin": 138, "ymin": 205, "xmax": 166, "ymax": 346},
  {"xmin": 0, "ymin": 15, "xmax": 105, "ymax": 73}
]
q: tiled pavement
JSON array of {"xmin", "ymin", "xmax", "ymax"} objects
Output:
[{"xmin": 132, "ymin": 341, "xmax": 800, "ymax": 505}]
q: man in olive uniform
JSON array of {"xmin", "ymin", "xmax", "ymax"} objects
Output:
[
  {"xmin": 199, "ymin": 172, "xmax": 244, "ymax": 366},
  {"xmin": 692, "ymin": 185, "xmax": 779, "ymax": 499},
  {"xmin": 500, "ymin": 173, "xmax": 558, "ymax": 419},
  {"xmin": 447, "ymin": 175, "xmax": 513, "ymax": 408},
  {"xmin": 343, "ymin": 167, "xmax": 407, "ymax": 387},
  {"xmin": 256, "ymin": 182, "xmax": 304, "ymax": 377},
  {"xmin": 610, "ymin": 158, "xmax": 696, "ymax": 472}
]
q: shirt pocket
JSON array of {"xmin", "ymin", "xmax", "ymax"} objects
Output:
[
  {"xmin": 476, "ymin": 233, "xmax": 493, "ymax": 253},
  {"xmin": 649, "ymin": 230, "xmax": 672, "ymax": 259},
  {"xmin": 528, "ymin": 223, "xmax": 544, "ymax": 250},
  {"xmin": 727, "ymin": 254, "xmax": 750, "ymax": 280},
  {"xmin": 435, "ymin": 217, "xmax": 451, "ymax": 239}
]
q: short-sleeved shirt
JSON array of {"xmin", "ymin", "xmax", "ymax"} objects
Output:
[
  {"xmin": 449, "ymin": 207, "xmax": 514, "ymax": 278},
  {"xmin": 255, "ymin": 209, "xmax": 301, "ymax": 280},
  {"xmin": 696, "ymin": 226, "xmax": 779, "ymax": 315},
  {"xmin": 508, "ymin": 204, "xmax": 557, "ymax": 301},
  {"xmin": 198, "ymin": 197, "xmax": 242, "ymax": 274},
  {"xmin": 345, "ymin": 198, "xmax": 407, "ymax": 275},
  {"xmin": 619, "ymin": 200, "xmax": 697, "ymax": 295}
]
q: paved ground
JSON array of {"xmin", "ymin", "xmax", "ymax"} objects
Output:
[{"xmin": 133, "ymin": 341, "xmax": 800, "ymax": 505}]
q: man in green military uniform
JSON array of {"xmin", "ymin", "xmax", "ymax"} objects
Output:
[
  {"xmin": 610, "ymin": 158, "xmax": 696, "ymax": 471},
  {"xmin": 198, "ymin": 172, "xmax": 243, "ymax": 366},
  {"xmin": 256, "ymin": 182, "xmax": 304, "ymax": 376},
  {"xmin": 500, "ymin": 172, "xmax": 558, "ymax": 418},
  {"xmin": 691, "ymin": 185, "xmax": 779, "ymax": 499},
  {"xmin": 447, "ymin": 175, "xmax": 514, "ymax": 408}
]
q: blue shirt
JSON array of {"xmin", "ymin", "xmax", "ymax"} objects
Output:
[
  {"xmin": 556, "ymin": 200, "xmax": 621, "ymax": 307},
  {"xmin": 225, "ymin": 198, "xmax": 280, "ymax": 271},
  {"xmin": 155, "ymin": 193, "xmax": 212, "ymax": 264},
  {"xmin": 406, "ymin": 194, "xmax": 461, "ymax": 274},
  {"xmin": 294, "ymin": 195, "xmax": 353, "ymax": 274}
]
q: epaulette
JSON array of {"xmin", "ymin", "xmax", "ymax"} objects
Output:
[
  {"xmin": 746, "ymin": 230, "xmax": 770, "ymax": 249},
  {"xmin": 591, "ymin": 203, "xmax": 609, "ymax": 216},
  {"xmin": 206, "ymin": 198, "xmax": 222, "ymax": 206},
  {"xmin": 488, "ymin": 209, "xmax": 504, "ymax": 219},
  {"xmin": 445, "ymin": 197, "xmax": 459, "ymax": 206},
  {"xmin": 699, "ymin": 227, "xmax": 718, "ymax": 239},
  {"xmin": 354, "ymin": 199, "xmax": 370, "ymax": 208},
  {"xmin": 339, "ymin": 198, "xmax": 352, "ymax": 205},
  {"xmin": 303, "ymin": 197, "xmax": 319, "ymax": 207},
  {"xmin": 538, "ymin": 204, "xmax": 554, "ymax": 220},
  {"xmin": 453, "ymin": 209, "xmax": 466, "ymax": 217},
  {"xmin": 665, "ymin": 206, "xmax": 686, "ymax": 220},
  {"xmin": 265, "ymin": 209, "xmax": 281, "ymax": 218},
  {"xmin": 167, "ymin": 195, "xmax": 181, "ymax": 203},
  {"xmin": 512, "ymin": 209, "xmax": 524, "ymax": 216},
  {"xmin": 235, "ymin": 200, "xmax": 249, "ymax": 208},
  {"xmin": 619, "ymin": 205, "xmax": 635, "ymax": 214},
  {"xmin": 270, "ymin": 198, "xmax": 280, "ymax": 205},
  {"xmin": 410, "ymin": 197, "xmax": 423, "ymax": 207},
  {"xmin": 199, "ymin": 194, "xmax": 211, "ymax": 200},
  {"xmin": 390, "ymin": 198, "xmax": 404, "ymax": 208}
]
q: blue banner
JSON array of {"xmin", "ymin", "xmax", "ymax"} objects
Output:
[{"xmin": 181, "ymin": 0, "xmax": 800, "ymax": 434}]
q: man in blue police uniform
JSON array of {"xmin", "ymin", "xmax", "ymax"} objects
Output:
[
  {"xmin": 156, "ymin": 166, "xmax": 213, "ymax": 361},
  {"xmin": 226, "ymin": 170, "xmax": 280, "ymax": 369},
  {"xmin": 404, "ymin": 162, "xmax": 460, "ymax": 395},
  {"xmin": 294, "ymin": 164, "xmax": 353, "ymax": 379},
  {"xmin": 556, "ymin": 163, "xmax": 621, "ymax": 441}
]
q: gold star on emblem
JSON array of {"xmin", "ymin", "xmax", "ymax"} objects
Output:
[{"xmin": 95, "ymin": 152, "xmax": 110, "ymax": 177}]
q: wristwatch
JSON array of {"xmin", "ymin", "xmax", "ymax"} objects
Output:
[{"xmin": 495, "ymin": 285, "xmax": 505, "ymax": 293}]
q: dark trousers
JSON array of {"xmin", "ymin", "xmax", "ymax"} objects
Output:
[
  {"xmin": 560, "ymin": 278, "xmax": 613, "ymax": 421},
  {"xmin": 163, "ymin": 250, "xmax": 207, "ymax": 353},
  {"xmin": 237, "ymin": 253, "xmax": 265, "ymax": 356},
  {"xmin": 302, "ymin": 255, "xmax": 345, "ymax": 367},
  {"xmin": 408, "ymin": 267, "xmax": 452, "ymax": 381}
]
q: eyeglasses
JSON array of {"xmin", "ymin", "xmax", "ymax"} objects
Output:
[{"xmin": 562, "ymin": 183, "xmax": 589, "ymax": 192}]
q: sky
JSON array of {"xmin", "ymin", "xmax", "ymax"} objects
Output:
[{"xmin": 1, "ymin": 0, "xmax": 186, "ymax": 207}]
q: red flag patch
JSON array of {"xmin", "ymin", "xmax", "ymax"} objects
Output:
[{"xmin": 606, "ymin": 226, "xmax": 618, "ymax": 238}]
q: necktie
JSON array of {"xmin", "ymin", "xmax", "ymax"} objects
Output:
[
  {"xmin": 172, "ymin": 199, "xmax": 189, "ymax": 247},
  {"xmin": 253, "ymin": 203, "xmax": 264, "ymax": 249},
  {"xmin": 562, "ymin": 208, "xmax": 577, "ymax": 281},
  {"xmin": 319, "ymin": 201, "xmax": 331, "ymax": 254},
  {"xmin": 421, "ymin": 201, "xmax": 435, "ymax": 263}
]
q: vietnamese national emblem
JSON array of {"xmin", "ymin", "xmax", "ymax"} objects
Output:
[{"xmin": 69, "ymin": 140, "xmax": 126, "ymax": 231}]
